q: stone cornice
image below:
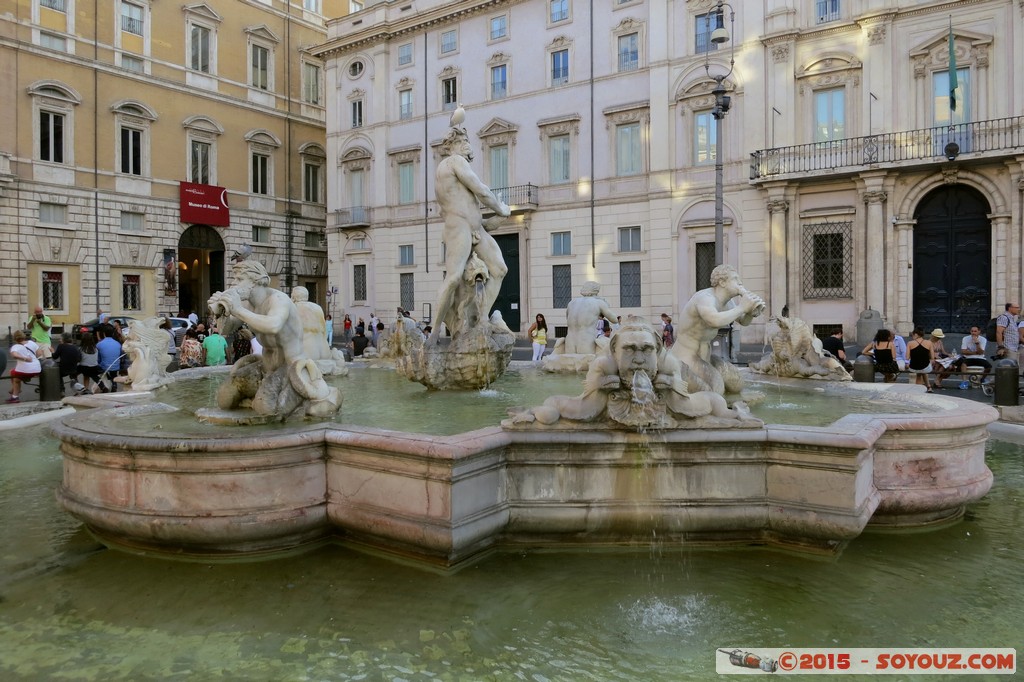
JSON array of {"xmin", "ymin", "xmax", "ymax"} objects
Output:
[{"xmin": 315, "ymin": 0, "xmax": 527, "ymax": 59}]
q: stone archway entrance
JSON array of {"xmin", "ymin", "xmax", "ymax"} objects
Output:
[
  {"xmin": 912, "ymin": 184, "xmax": 991, "ymax": 332},
  {"xmin": 178, "ymin": 225, "xmax": 225, "ymax": 318}
]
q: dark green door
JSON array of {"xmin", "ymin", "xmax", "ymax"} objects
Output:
[
  {"xmin": 493, "ymin": 233, "xmax": 521, "ymax": 331},
  {"xmin": 913, "ymin": 185, "xmax": 991, "ymax": 332}
]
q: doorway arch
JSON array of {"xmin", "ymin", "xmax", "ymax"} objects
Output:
[
  {"xmin": 912, "ymin": 184, "xmax": 991, "ymax": 332},
  {"xmin": 178, "ymin": 225, "xmax": 225, "ymax": 318}
]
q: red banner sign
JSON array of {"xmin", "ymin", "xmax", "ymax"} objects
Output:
[{"xmin": 179, "ymin": 181, "xmax": 230, "ymax": 227}]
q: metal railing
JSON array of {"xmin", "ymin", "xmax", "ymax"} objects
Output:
[
  {"xmin": 332, "ymin": 206, "xmax": 372, "ymax": 228},
  {"xmin": 121, "ymin": 15, "xmax": 143, "ymax": 35},
  {"xmin": 750, "ymin": 115, "xmax": 1024, "ymax": 181},
  {"xmin": 41, "ymin": 0, "xmax": 66, "ymax": 10},
  {"xmin": 490, "ymin": 184, "xmax": 539, "ymax": 210}
]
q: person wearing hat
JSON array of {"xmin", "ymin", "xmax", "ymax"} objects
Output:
[{"xmin": 929, "ymin": 328, "xmax": 956, "ymax": 388}]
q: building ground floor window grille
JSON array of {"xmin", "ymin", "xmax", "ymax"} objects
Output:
[
  {"xmin": 801, "ymin": 220, "xmax": 853, "ymax": 299},
  {"xmin": 619, "ymin": 261, "xmax": 641, "ymax": 307}
]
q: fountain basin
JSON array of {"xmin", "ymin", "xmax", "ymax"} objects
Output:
[{"xmin": 53, "ymin": 377, "xmax": 996, "ymax": 567}]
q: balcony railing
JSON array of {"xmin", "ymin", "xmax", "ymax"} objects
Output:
[
  {"xmin": 488, "ymin": 184, "xmax": 539, "ymax": 213},
  {"xmin": 750, "ymin": 116, "xmax": 1024, "ymax": 181},
  {"xmin": 332, "ymin": 206, "xmax": 372, "ymax": 229}
]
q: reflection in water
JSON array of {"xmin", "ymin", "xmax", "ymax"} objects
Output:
[{"xmin": 1, "ymin": 428, "xmax": 1021, "ymax": 679}]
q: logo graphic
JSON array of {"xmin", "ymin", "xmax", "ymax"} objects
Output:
[{"xmin": 720, "ymin": 649, "xmax": 778, "ymax": 673}]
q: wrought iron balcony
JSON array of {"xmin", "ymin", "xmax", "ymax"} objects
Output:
[
  {"xmin": 332, "ymin": 206, "xmax": 372, "ymax": 229},
  {"xmin": 488, "ymin": 184, "xmax": 539, "ymax": 214},
  {"xmin": 750, "ymin": 115, "xmax": 1024, "ymax": 182}
]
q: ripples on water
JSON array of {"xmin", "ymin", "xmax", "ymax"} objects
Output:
[{"xmin": 1, "ymin": 425, "xmax": 1020, "ymax": 679}]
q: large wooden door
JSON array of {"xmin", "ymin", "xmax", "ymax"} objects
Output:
[
  {"xmin": 912, "ymin": 185, "xmax": 990, "ymax": 332},
  {"xmin": 493, "ymin": 233, "xmax": 521, "ymax": 331}
]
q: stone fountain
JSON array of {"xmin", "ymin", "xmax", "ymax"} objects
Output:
[
  {"xmin": 541, "ymin": 281, "xmax": 618, "ymax": 373},
  {"xmin": 53, "ymin": 258, "xmax": 996, "ymax": 566},
  {"xmin": 750, "ymin": 316, "xmax": 852, "ymax": 381}
]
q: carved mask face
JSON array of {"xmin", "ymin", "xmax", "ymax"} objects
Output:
[{"xmin": 613, "ymin": 330, "xmax": 659, "ymax": 378}]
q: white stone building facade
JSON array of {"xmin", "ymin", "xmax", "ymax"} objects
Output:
[{"xmin": 315, "ymin": 0, "xmax": 1024, "ymax": 344}]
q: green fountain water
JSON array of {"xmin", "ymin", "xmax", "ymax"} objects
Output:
[{"xmin": 1, "ymin": 417, "xmax": 1020, "ymax": 679}]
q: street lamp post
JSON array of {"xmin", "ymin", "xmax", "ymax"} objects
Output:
[{"xmin": 704, "ymin": 1, "xmax": 735, "ymax": 266}]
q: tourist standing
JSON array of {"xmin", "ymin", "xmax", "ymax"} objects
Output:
[
  {"xmin": 325, "ymin": 314, "xmax": 334, "ymax": 347},
  {"xmin": 26, "ymin": 305, "xmax": 53, "ymax": 358},
  {"xmin": 528, "ymin": 313, "xmax": 548, "ymax": 362},
  {"xmin": 7, "ymin": 330, "xmax": 41, "ymax": 403},
  {"xmin": 343, "ymin": 314, "xmax": 352, "ymax": 344},
  {"xmin": 996, "ymin": 302, "xmax": 1019, "ymax": 360},
  {"xmin": 187, "ymin": 310, "xmax": 199, "ymax": 326},
  {"xmin": 178, "ymin": 329, "xmax": 203, "ymax": 368},
  {"xmin": 662, "ymin": 316, "xmax": 675, "ymax": 348},
  {"xmin": 202, "ymin": 327, "xmax": 228, "ymax": 366}
]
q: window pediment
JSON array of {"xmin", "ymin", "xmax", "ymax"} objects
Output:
[
  {"xmin": 28, "ymin": 81, "xmax": 82, "ymax": 105},
  {"xmin": 477, "ymin": 117, "xmax": 518, "ymax": 144},
  {"xmin": 110, "ymin": 100, "xmax": 157, "ymax": 121},
  {"xmin": 245, "ymin": 130, "xmax": 281, "ymax": 148},
  {"xmin": 182, "ymin": 3, "xmax": 221, "ymax": 23},
  {"xmin": 487, "ymin": 52, "xmax": 510, "ymax": 66},
  {"xmin": 548, "ymin": 35, "xmax": 571, "ymax": 49},
  {"xmin": 299, "ymin": 142, "xmax": 325, "ymax": 158},
  {"xmin": 387, "ymin": 144, "xmax": 421, "ymax": 164},
  {"xmin": 182, "ymin": 115, "xmax": 223, "ymax": 135},
  {"xmin": 438, "ymin": 64, "xmax": 460, "ymax": 78},
  {"xmin": 245, "ymin": 25, "xmax": 280, "ymax": 44},
  {"xmin": 602, "ymin": 101, "xmax": 650, "ymax": 127},
  {"xmin": 537, "ymin": 114, "xmax": 581, "ymax": 136},
  {"xmin": 341, "ymin": 146, "xmax": 372, "ymax": 170}
]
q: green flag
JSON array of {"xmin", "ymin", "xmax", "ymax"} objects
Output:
[{"xmin": 948, "ymin": 20, "xmax": 958, "ymax": 112}]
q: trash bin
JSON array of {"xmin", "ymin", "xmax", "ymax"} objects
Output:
[
  {"xmin": 992, "ymin": 358, "xmax": 1019, "ymax": 406},
  {"xmin": 39, "ymin": 363, "xmax": 62, "ymax": 402}
]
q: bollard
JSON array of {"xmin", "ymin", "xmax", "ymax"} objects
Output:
[
  {"xmin": 992, "ymin": 358, "xmax": 1019, "ymax": 406},
  {"xmin": 39, "ymin": 363, "xmax": 62, "ymax": 402},
  {"xmin": 852, "ymin": 354, "xmax": 875, "ymax": 383}
]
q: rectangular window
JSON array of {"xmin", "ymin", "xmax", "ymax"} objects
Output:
[
  {"xmin": 550, "ymin": 0, "xmax": 568, "ymax": 23},
  {"xmin": 120, "ymin": 127, "xmax": 142, "ymax": 175},
  {"xmin": 549, "ymin": 134, "xmax": 570, "ymax": 183},
  {"xmin": 398, "ymin": 161, "xmax": 415, "ymax": 204},
  {"xmin": 491, "ymin": 64, "xmax": 507, "ymax": 99},
  {"xmin": 251, "ymin": 153, "xmax": 269, "ymax": 195},
  {"xmin": 489, "ymin": 145, "xmax": 508, "ymax": 190},
  {"xmin": 121, "ymin": 54, "xmax": 144, "ymax": 72},
  {"xmin": 399, "ymin": 244, "xmax": 414, "ymax": 266},
  {"xmin": 252, "ymin": 224, "xmax": 270, "ymax": 243},
  {"xmin": 695, "ymin": 11, "xmax": 721, "ymax": 54},
  {"xmin": 552, "ymin": 264, "xmax": 572, "ymax": 308},
  {"xmin": 304, "ymin": 163, "xmax": 320, "ymax": 203},
  {"xmin": 190, "ymin": 24, "xmax": 210, "ymax": 72},
  {"xmin": 490, "ymin": 16, "xmax": 507, "ymax": 40},
  {"xmin": 353, "ymin": 264, "xmax": 367, "ymax": 301},
  {"xmin": 816, "ymin": 0, "xmax": 841, "ymax": 24},
  {"xmin": 440, "ymin": 30, "xmax": 457, "ymax": 54},
  {"xmin": 619, "ymin": 261, "xmax": 641, "ymax": 307},
  {"xmin": 398, "ymin": 43, "xmax": 413, "ymax": 65},
  {"xmin": 551, "ymin": 231, "xmax": 571, "ymax": 256},
  {"xmin": 933, "ymin": 68, "xmax": 970, "ymax": 126},
  {"xmin": 39, "ymin": 202, "xmax": 67, "ymax": 224},
  {"xmin": 801, "ymin": 221, "xmax": 853, "ymax": 298},
  {"xmin": 618, "ymin": 226, "xmax": 641, "ymax": 252},
  {"xmin": 303, "ymin": 0, "xmax": 319, "ymax": 12},
  {"xmin": 121, "ymin": 2, "xmax": 143, "ymax": 35},
  {"xmin": 304, "ymin": 231, "xmax": 322, "ymax": 248},
  {"xmin": 442, "ymin": 77, "xmax": 458, "ymax": 111},
  {"xmin": 618, "ymin": 33, "xmax": 638, "ymax": 72},
  {"xmin": 695, "ymin": 242, "xmax": 715, "ymax": 291},
  {"xmin": 39, "ymin": 110, "xmax": 64, "ymax": 163},
  {"xmin": 694, "ymin": 110, "xmax": 716, "ymax": 164},
  {"xmin": 42, "ymin": 271, "xmax": 64, "ymax": 311},
  {"xmin": 120, "ymin": 211, "xmax": 144, "ymax": 232},
  {"xmin": 39, "ymin": 32, "xmax": 67, "ymax": 51},
  {"xmin": 41, "ymin": 0, "xmax": 66, "ymax": 10},
  {"xmin": 122, "ymin": 274, "xmax": 142, "ymax": 311},
  {"xmin": 190, "ymin": 140, "xmax": 210, "ymax": 184},
  {"xmin": 251, "ymin": 44, "xmax": 269, "ymax": 90},
  {"xmin": 814, "ymin": 88, "xmax": 845, "ymax": 142},
  {"xmin": 351, "ymin": 100, "xmax": 363, "ymax": 128},
  {"xmin": 349, "ymin": 0, "xmax": 363, "ymax": 11},
  {"xmin": 303, "ymin": 62, "xmax": 321, "ymax": 104},
  {"xmin": 399, "ymin": 89, "xmax": 413, "ymax": 120},
  {"xmin": 551, "ymin": 49, "xmax": 569, "ymax": 85},
  {"xmin": 615, "ymin": 122, "xmax": 642, "ymax": 176},
  {"xmin": 400, "ymin": 273, "xmax": 415, "ymax": 312}
]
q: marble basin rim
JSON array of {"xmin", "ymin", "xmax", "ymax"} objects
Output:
[{"xmin": 52, "ymin": 370, "xmax": 997, "ymax": 568}]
